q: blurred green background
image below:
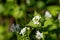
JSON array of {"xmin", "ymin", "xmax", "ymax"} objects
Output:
[{"xmin": 0, "ymin": 0, "xmax": 60, "ymax": 40}]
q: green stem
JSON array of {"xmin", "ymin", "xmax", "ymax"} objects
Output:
[
  {"xmin": 59, "ymin": 0, "xmax": 60, "ymax": 4},
  {"xmin": 42, "ymin": 37, "xmax": 45, "ymax": 40}
]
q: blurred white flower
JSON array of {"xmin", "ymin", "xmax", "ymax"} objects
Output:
[
  {"xmin": 26, "ymin": 0, "xmax": 30, "ymax": 4},
  {"xmin": 15, "ymin": 24, "xmax": 20, "ymax": 31},
  {"xmin": 10, "ymin": 24, "xmax": 20, "ymax": 32},
  {"xmin": 34, "ymin": 21, "xmax": 39, "ymax": 25},
  {"xmin": 58, "ymin": 14, "xmax": 60, "ymax": 21},
  {"xmin": 45, "ymin": 11, "xmax": 52, "ymax": 18},
  {"xmin": 36, "ymin": 31, "xmax": 43, "ymax": 40},
  {"xmin": 10, "ymin": 24, "xmax": 16, "ymax": 32},
  {"xmin": 32, "ymin": 16, "xmax": 41, "ymax": 25},
  {"xmin": 20, "ymin": 27, "xmax": 27, "ymax": 35}
]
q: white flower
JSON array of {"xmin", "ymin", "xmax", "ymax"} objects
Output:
[
  {"xmin": 10, "ymin": 24, "xmax": 16, "ymax": 32},
  {"xmin": 20, "ymin": 27, "xmax": 27, "ymax": 35},
  {"xmin": 36, "ymin": 31, "xmax": 43, "ymax": 40},
  {"xmin": 32, "ymin": 16, "xmax": 41, "ymax": 25},
  {"xmin": 33, "ymin": 21, "xmax": 39, "ymax": 25},
  {"xmin": 10, "ymin": 24, "xmax": 20, "ymax": 32},
  {"xmin": 45, "ymin": 11, "xmax": 52, "ymax": 18},
  {"xmin": 15, "ymin": 24, "xmax": 20, "ymax": 31},
  {"xmin": 58, "ymin": 14, "xmax": 60, "ymax": 21}
]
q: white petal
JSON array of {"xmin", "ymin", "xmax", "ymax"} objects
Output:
[
  {"xmin": 40, "ymin": 33, "xmax": 43, "ymax": 38},
  {"xmin": 36, "ymin": 35, "xmax": 41, "ymax": 39},
  {"xmin": 58, "ymin": 14, "xmax": 60, "ymax": 20},
  {"xmin": 32, "ymin": 16, "xmax": 41, "ymax": 25},
  {"xmin": 45, "ymin": 11, "xmax": 52, "ymax": 18},
  {"xmin": 36, "ymin": 31, "xmax": 43, "ymax": 39},
  {"xmin": 34, "ymin": 21, "xmax": 39, "ymax": 25},
  {"xmin": 32, "ymin": 16, "xmax": 41, "ymax": 21},
  {"xmin": 10, "ymin": 24, "xmax": 16, "ymax": 32},
  {"xmin": 20, "ymin": 27, "xmax": 27, "ymax": 35}
]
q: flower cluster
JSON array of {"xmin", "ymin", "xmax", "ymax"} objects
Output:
[
  {"xmin": 36, "ymin": 31, "xmax": 43, "ymax": 40},
  {"xmin": 9, "ymin": 10, "xmax": 60, "ymax": 40},
  {"xmin": 19, "ymin": 27, "xmax": 27, "ymax": 35},
  {"xmin": 10, "ymin": 24, "xmax": 20, "ymax": 32},
  {"xmin": 45, "ymin": 11, "xmax": 52, "ymax": 18},
  {"xmin": 32, "ymin": 16, "xmax": 41, "ymax": 25}
]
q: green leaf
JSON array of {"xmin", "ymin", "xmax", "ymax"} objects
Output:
[
  {"xmin": 13, "ymin": 4, "xmax": 26, "ymax": 19},
  {"xmin": 48, "ymin": 24, "xmax": 57, "ymax": 31},
  {"xmin": 36, "ymin": 1, "xmax": 45, "ymax": 10},
  {"xmin": 13, "ymin": 6, "xmax": 19, "ymax": 19},
  {"xmin": 27, "ymin": 21, "xmax": 38, "ymax": 28},
  {"xmin": 34, "ymin": 10, "xmax": 41, "ymax": 16},
  {"xmin": 46, "ymin": 0, "xmax": 56, "ymax": 3},
  {"xmin": 7, "ymin": 32, "xmax": 13, "ymax": 39},
  {"xmin": 6, "ymin": 0, "xmax": 14, "ymax": 2},
  {"xmin": 0, "ymin": 26, "xmax": 6, "ymax": 34},
  {"xmin": 50, "ymin": 33, "xmax": 57, "ymax": 40},
  {"xmin": 44, "ymin": 20, "xmax": 53, "ymax": 27},
  {"xmin": 4, "ymin": 2, "xmax": 15, "ymax": 16},
  {"xmin": 47, "ymin": 6, "xmax": 60, "ymax": 16},
  {"xmin": 0, "ymin": 35, "xmax": 7, "ymax": 40},
  {"xmin": 19, "ymin": 4, "xmax": 26, "ymax": 11},
  {"xmin": 0, "ymin": 4, "xmax": 4, "ymax": 13}
]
